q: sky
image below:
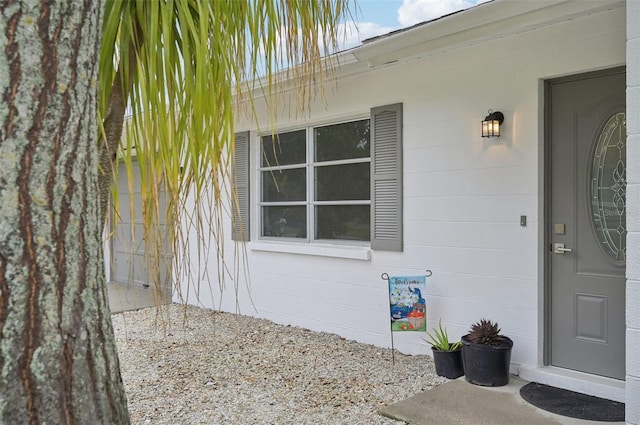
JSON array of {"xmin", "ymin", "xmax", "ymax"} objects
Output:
[{"xmin": 340, "ymin": 0, "xmax": 489, "ymax": 49}]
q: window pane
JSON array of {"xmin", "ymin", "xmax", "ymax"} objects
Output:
[
  {"xmin": 262, "ymin": 130, "xmax": 306, "ymax": 167},
  {"xmin": 315, "ymin": 120, "xmax": 370, "ymax": 162},
  {"xmin": 262, "ymin": 206, "xmax": 307, "ymax": 238},
  {"xmin": 316, "ymin": 205, "xmax": 370, "ymax": 241},
  {"xmin": 316, "ymin": 163, "xmax": 370, "ymax": 201},
  {"xmin": 262, "ymin": 169, "xmax": 306, "ymax": 202}
]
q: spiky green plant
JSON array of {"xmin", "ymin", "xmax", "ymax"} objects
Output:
[
  {"xmin": 467, "ymin": 319, "xmax": 504, "ymax": 345},
  {"xmin": 424, "ymin": 319, "xmax": 461, "ymax": 351}
]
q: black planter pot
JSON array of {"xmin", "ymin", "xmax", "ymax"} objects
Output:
[
  {"xmin": 431, "ymin": 345, "xmax": 464, "ymax": 379},
  {"xmin": 461, "ymin": 335, "xmax": 513, "ymax": 386}
]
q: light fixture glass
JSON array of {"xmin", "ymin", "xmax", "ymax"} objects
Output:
[{"xmin": 482, "ymin": 110, "xmax": 504, "ymax": 138}]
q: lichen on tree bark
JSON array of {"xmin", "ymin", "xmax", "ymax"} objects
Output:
[{"xmin": 0, "ymin": 1, "xmax": 130, "ymax": 423}]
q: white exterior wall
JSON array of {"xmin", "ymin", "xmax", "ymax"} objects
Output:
[
  {"xmin": 177, "ymin": 5, "xmax": 627, "ymax": 375},
  {"xmin": 627, "ymin": 0, "xmax": 640, "ymax": 423}
]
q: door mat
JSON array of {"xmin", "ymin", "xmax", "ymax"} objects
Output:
[{"xmin": 519, "ymin": 382, "xmax": 624, "ymax": 422}]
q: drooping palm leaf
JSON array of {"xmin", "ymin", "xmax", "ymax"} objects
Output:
[{"xmin": 98, "ymin": 0, "xmax": 353, "ymax": 303}]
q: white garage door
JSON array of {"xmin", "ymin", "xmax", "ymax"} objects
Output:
[{"xmin": 111, "ymin": 162, "xmax": 171, "ymax": 291}]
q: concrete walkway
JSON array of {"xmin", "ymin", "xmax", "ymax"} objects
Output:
[{"xmin": 379, "ymin": 376, "xmax": 624, "ymax": 425}]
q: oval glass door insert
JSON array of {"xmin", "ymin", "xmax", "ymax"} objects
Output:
[{"xmin": 590, "ymin": 112, "xmax": 626, "ymax": 262}]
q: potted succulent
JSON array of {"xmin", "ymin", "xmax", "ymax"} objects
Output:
[
  {"xmin": 461, "ymin": 319, "xmax": 513, "ymax": 386},
  {"xmin": 424, "ymin": 319, "xmax": 464, "ymax": 379}
]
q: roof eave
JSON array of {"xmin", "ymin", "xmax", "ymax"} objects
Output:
[{"xmin": 348, "ymin": 0, "xmax": 625, "ymax": 68}]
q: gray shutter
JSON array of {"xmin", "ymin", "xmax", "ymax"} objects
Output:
[
  {"xmin": 232, "ymin": 131, "xmax": 250, "ymax": 241},
  {"xmin": 371, "ymin": 103, "xmax": 402, "ymax": 251}
]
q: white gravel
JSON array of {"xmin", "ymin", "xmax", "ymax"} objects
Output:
[{"xmin": 113, "ymin": 304, "xmax": 446, "ymax": 424}]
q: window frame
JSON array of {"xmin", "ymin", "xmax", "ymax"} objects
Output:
[
  {"xmin": 256, "ymin": 115, "xmax": 372, "ymax": 246},
  {"xmin": 234, "ymin": 102, "xmax": 402, "ymax": 254}
]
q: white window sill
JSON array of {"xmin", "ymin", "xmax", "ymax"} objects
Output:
[{"xmin": 249, "ymin": 241, "xmax": 371, "ymax": 261}]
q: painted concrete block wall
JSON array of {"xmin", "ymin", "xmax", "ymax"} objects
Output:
[
  {"xmin": 176, "ymin": 6, "xmax": 627, "ymax": 372},
  {"xmin": 627, "ymin": 0, "xmax": 640, "ymax": 423}
]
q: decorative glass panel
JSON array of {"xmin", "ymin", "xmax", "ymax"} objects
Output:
[
  {"xmin": 591, "ymin": 112, "xmax": 626, "ymax": 262},
  {"xmin": 316, "ymin": 205, "xmax": 370, "ymax": 241},
  {"xmin": 262, "ymin": 206, "xmax": 306, "ymax": 238}
]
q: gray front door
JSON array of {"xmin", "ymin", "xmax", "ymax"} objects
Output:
[{"xmin": 547, "ymin": 68, "xmax": 626, "ymax": 380}]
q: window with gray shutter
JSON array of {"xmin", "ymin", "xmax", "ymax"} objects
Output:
[
  {"xmin": 371, "ymin": 103, "xmax": 402, "ymax": 251},
  {"xmin": 232, "ymin": 131, "xmax": 250, "ymax": 241}
]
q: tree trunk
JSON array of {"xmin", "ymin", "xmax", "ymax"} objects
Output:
[
  {"xmin": 0, "ymin": 1, "xmax": 130, "ymax": 424},
  {"xmin": 99, "ymin": 16, "xmax": 142, "ymax": 226}
]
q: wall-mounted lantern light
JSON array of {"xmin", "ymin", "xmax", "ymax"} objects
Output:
[{"xmin": 481, "ymin": 110, "xmax": 504, "ymax": 138}]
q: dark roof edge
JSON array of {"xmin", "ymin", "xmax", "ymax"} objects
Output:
[{"xmin": 361, "ymin": 1, "xmax": 493, "ymax": 45}]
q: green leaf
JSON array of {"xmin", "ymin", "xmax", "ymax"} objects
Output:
[{"xmin": 423, "ymin": 319, "xmax": 460, "ymax": 351}]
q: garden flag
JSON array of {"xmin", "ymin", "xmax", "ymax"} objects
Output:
[{"xmin": 388, "ymin": 275, "xmax": 426, "ymax": 332}]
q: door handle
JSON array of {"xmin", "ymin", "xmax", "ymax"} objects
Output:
[{"xmin": 553, "ymin": 243, "xmax": 573, "ymax": 254}]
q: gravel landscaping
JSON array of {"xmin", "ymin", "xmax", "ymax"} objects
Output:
[{"xmin": 113, "ymin": 304, "xmax": 445, "ymax": 424}]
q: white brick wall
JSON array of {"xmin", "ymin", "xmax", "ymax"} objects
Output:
[
  {"xmin": 176, "ymin": 2, "xmax": 627, "ymax": 380},
  {"xmin": 627, "ymin": 0, "xmax": 640, "ymax": 423}
]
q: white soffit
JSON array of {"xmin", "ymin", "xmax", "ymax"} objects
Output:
[{"xmin": 348, "ymin": 0, "xmax": 625, "ymax": 68}]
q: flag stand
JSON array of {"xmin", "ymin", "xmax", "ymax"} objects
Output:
[{"xmin": 382, "ymin": 270, "xmax": 432, "ymax": 366}]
